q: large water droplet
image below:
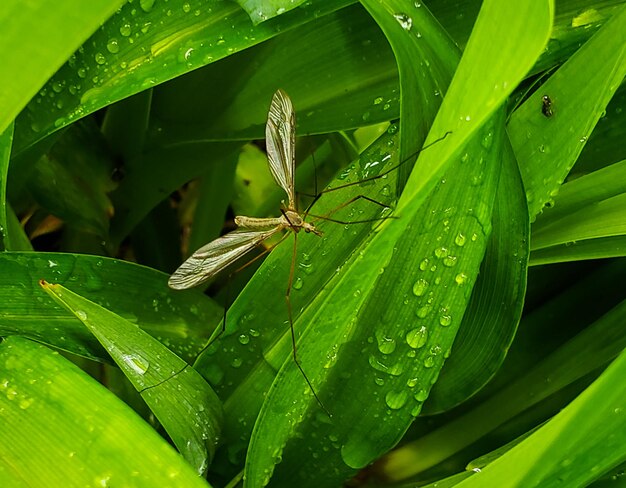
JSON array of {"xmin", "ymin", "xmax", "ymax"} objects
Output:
[
  {"xmin": 106, "ymin": 38, "xmax": 120, "ymax": 54},
  {"xmin": 434, "ymin": 247, "xmax": 448, "ymax": 259},
  {"xmin": 412, "ymin": 279, "xmax": 429, "ymax": 297},
  {"xmin": 455, "ymin": 273, "xmax": 468, "ymax": 285},
  {"xmin": 238, "ymin": 334, "xmax": 250, "ymax": 345},
  {"xmin": 455, "ymin": 233, "xmax": 466, "ymax": 246},
  {"xmin": 415, "ymin": 389, "xmax": 429, "ymax": 402},
  {"xmin": 393, "ymin": 12, "xmax": 413, "ymax": 31},
  {"xmin": 140, "ymin": 0, "xmax": 155, "ymax": 12},
  {"xmin": 416, "ymin": 305, "xmax": 431, "ymax": 319},
  {"xmin": 443, "ymin": 255, "xmax": 457, "ymax": 267},
  {"xmin": 377, "ymin": 334, "xmax": 396, "ymax": 355},
  {"xmin": 120, "ymin": 23, "xmax": 132, "ymax": 36},
  {"xmin": 122, "ymin": 353, "xmax": 150, "ymax": 375},
  {"xmin": 439, "ymin": 314, "xmax": 452, "ymax": 326},
  {"xmin": 94, "ymin": 52, "xmax": 106, "ymax": 65},
  {"xmin": 385, "ymin": 389, "xmax": 408, "ymax": 409},
  {"xmin": 406, "ymin": 326, "xmax": 428, "ymax": 349}
]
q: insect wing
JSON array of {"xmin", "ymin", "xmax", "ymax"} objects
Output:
[
  {"xmin": 266, "ymin": 89, "xmax": 296, "ymax": 208},
  {"xmin": 168, "ymin": 228, "xmax": 281, "ymax": 289}
]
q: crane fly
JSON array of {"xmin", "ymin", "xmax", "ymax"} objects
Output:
[
  {"xmin": 169, "ymin": 89, "xmax": 448, "ymax": 413},
  {"xmin": 169, "ymin": 89, "xmax": 321, "ymax": 291},
  {"xmin": 169, "ymin": 89, "xmax": 343, "ymax": 412}
]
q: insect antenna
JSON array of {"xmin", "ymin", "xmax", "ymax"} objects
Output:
[{"xmin": 302, "ymin": 131, "xmax": 451, "ymax": 224}]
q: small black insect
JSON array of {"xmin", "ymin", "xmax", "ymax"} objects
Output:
[{"xmin": 541, "ymin": 95, "xmax": 553, "ymax": 118}]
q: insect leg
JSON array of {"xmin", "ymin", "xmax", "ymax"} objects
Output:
[
  {"xmin": 193, "ymin": 233, "xmax": 290, "ymax": 362},
  {"xmin": 285, "ymin": 232, "xmax": 331, "ymax": 417}
]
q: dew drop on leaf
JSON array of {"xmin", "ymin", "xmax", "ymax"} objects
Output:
[
  {"xmin": 412, "ymin": 279, "xmax": 429, "ymax": 297},
  {"xmin": 393, "ymin": 12, "xmax": 413, "ymax": 31},
  {"xmin": 406, "ymin": 326, "xmax": 428, "ymax": 349},
  {"xmin": 122, "ymin": 353, "xmax": 150, "ymax": 375},
  {"xmin": 385, "ymin": 389, "xmax": 408, "ymax": 409}
]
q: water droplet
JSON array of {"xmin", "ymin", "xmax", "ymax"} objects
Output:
[
  {"xmin": 231, "ymin": 357, "xmax": 242, "ymax": 368},
  {"xmin": 120, "ymin": 23, "xmax": 132, "ymax": 36},
  {"xmin": 412, "ymin": 279, "xmax": 428, "ymax": 297},
  {"xmin": 385, "ymin": 389, "xmax": 408, "ymax": 409},
  {"xmin": 94, "ymin": 52, "xmax": 106, "ymax": 65},
  {"xmin": 249, "ymin": 329, "xmax": 260, "ymax": 337},
  {"xmin": 374, "ymin": 96, "xmax": 383, "ymax": 105},
  {"xmin": 416, "ymin": 305, "xmax": 431, "ymax": 318},
  {"xmin": 238, "ymin": 334, "xmax": 250, "ymax": 345},
  {"xmin": 439, "ymin": 314, "xmax": 452, "ymax": 326},
  {"xmin": 77, "ymin": 67, "xmax": 87, "ymax": 78},
  {"xmin": 293, "ymin": 277, "xmax": 303, "ymax": 290},
  {"xmin": 434, "ymin": 247, "xmax": 448, "ymax": 258},
  {"xmin": 455, "ymin": 233, "xmax": 466, "ymax": 246},
  {"xmin": 376, "ymin": 333, "xmax": 396, "ymax": 355},
  {"xmin": 481, "ymin": 131, "xmax": 493, "ymax": 149},
  {"xmin": 411, "ymin": 403, "xmax": 423, "ymax": 416},
  {"xmin": 423, "ymin": 355, "xmax": 435, "ymax": 368},
  {"xmin": 443, "ymin": 255, "xmax": 457, "ymax": 267},
  {"xmin": 419, "ymin": 258, "xmax": 429, "ymax": 270},
  {"xmin": 387, "ymin": 124, "xmax": 398, "ymax": 134},
  {"xmin": 75, "ymin": 310, "xmax": 87, "ymax": 321},
  {"xmin": 455, "ymin": 273, "xmax": 468, "ymax": 285},
  {"xmin": 406, "ymin": 326, "xmax": 428, "ymax": 349},
  {"xmin": 19, "ymin": 397, "xmax": 34, "ymax": 410},
  {"xmin": 393, "ymin": 12, "xmax": 413, "ymax": 31},
  {"xmin": 122, "ymin": 353, "xmax": 149, "ymax": 375},
  {"xmin": 415, "ymin": 389, "xmax": 429, "ymax": 401},
  {"xmin": 182, "ymin": 2, "xmax": 191, "ymax": 13},
  {"xmin": 106, "ymin": 38, "xmax": 120, "ymax": 54},
  {"xmin": 406, "ymin": 377, "xmax": 418, "ymax": 388},
  {"xmin": 140, "ymin": 0, "xmax": 155, "ymax": 12},
  {"xmin": 374, "ymin": 377, "xmax": 385, "ymax": 386}
]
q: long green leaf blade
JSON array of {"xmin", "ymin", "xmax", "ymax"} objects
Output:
[{"xmin": 0, "ymin": 336, "xmax": 210, "ymax": 487}]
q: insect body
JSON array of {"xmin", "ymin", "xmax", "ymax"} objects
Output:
[{"xmin": 541, "ymin": 94, "xmax": 553, "ymax": 117}]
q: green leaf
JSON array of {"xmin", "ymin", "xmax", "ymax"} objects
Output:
[
  {"xmin": 530, "ymin": 235, "xmax": 626, "ymax": 266},
  {"xmin": 425, "ymin": 139, "xmax": 530, "ymax": 413},
  {"xmin": 0, "ymin": 122, "xmax": 13, "ymax": 251},
  {"xmin": 531, "ymin": 193, "xmax": 626, "ymax": 250},
  {"xmin": 359, "ymin": 0, "xmax": 458, "ymax": 189},
  {"xmin": 13, "ymin": 0, "xmax": 354, "ymax": 155},
  {"xmin": 40, "ymin": 280, "xmax": 223, "ymax": 474},
  {"xmin": 0, "ymin": 252, "xmax": 221, "ymax": 364},
  {"xmin": 237, "ymin": 0, "xmax": 309, "ymax": 25},
  {"xmin": 0, "ymin": 336, "xmax": 210, "ymax": 487},
  {"xmin": 529, "ymin": 158, "xmax": 626, "ymax": 261},
  {"xmin": 192, "ymin": 2, "xmax": 552, "ymax": 486},
  {"xmin": 0, "ymin": 0, "xmax": 125, "ymax": 134},
  {"xmin": 27, "ymin": 120, "xmax": 116, "ymax": 237},
  {"xmin": 508, "ymin": 4, "xmax": 626, "ymax": 219},
  {"xmin": 454, "ymin": 326, "xmax": 626, "ymax": 487},
  {"xmin": 378, "ymin": 276, "xmax": 626, "ymax": 480}
]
